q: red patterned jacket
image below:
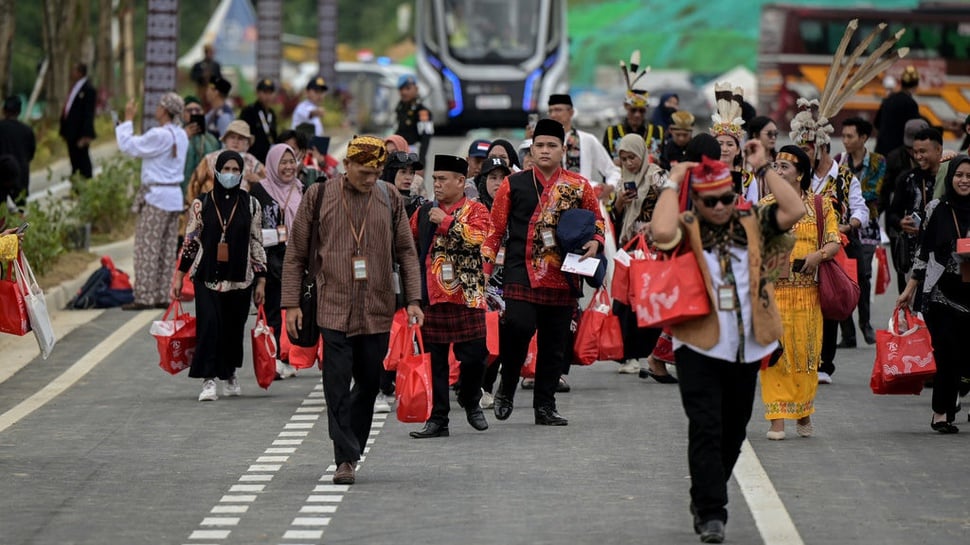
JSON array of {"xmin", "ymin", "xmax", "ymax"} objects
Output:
[{"xmin": 483, "ymin": 167, "xmax": 604, "ymax": 291}]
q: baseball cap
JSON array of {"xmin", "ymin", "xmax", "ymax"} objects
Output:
[
  {"xmin": 397, "ymin": 74, "xmax": 417, "ymax": 89},
  {"xmin": 256, "ymin": 78, "xmax": 276, "ymax": 92},
  {"xmin": 903, "ymin": 118, "xmax": 930, "ymax": 147},
  {"xmin": 480, "ymin": 157, "xmax": 511, "ymax": 178},
  {"xmin": 306, "ymin": 76, "xmax": 328, "ymax": 92},
  {"xmin": 468, "ymin": 139, "xmax": 492, "ymax": 158}
]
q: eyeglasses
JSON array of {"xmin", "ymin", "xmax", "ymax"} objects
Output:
[
  {"xmin": 765, "ymin": 131, "xmax": 779, "ymax": 138},
  {"xmin": 628, "ymin": 108, "xmax": 647, "ymax": 114},
  {"xmin": 696, "ymin": 193, "xmax": 738, "ymax": 208},
  {"xmin": 390, "ymin": 151, "xmax": 419, "ymax": 164}
]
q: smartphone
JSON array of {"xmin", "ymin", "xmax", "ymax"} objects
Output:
[
  {"xmin": 190, "ymin": 114, "xmax": 206, "ymax": 131},
  {"xmin": 110, "ymin": 110, "xmax": 119, "ymax": 125},
  {"xmin": 792, "ymin": 258, "xmax": 806, "ymax": 271},
  {"xmin": 910, "ymin": 212, "xmax": 922, "ymax": 228},
  {"xmin": 623, "ymin": 181, "xmax": 637, "ymax": 194},
  {"xmin": 527, "ymin": 113, "xmax": 539, "ymax": 130}
]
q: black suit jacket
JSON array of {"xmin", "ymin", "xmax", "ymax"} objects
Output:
[
  {"xmin": 60, "ymin": 79, "xmax": 97, "ymax": 143},
  {"xmin": 0, "ymin": 118, "xmax": 37, "ymax": 193}
]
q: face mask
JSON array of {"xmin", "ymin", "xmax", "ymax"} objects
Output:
[{"xmin": 216, "ymin": 171, "xmax": 242, "ymax": 189}]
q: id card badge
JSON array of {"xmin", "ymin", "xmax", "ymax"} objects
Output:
[
  {"xmin": 441, "ymin": 261, "xmax": 456, "ymax": 283},
  {"xmin": 540, "ymin": 229, "xmax": 556, "ymax": 249},
  {"xmin": 352, "ymin": 256, "xmax": 368, "ymax": 281},
  {"xmin": 718, "ymin": 285, "xmax": 736, "ymax": 311},
  {"xmin": 495, "ymin": 247, "xmax": 506, "ymax": 266},
  {"xmin": 276, "ymin": 224, "xmax": 288, "ymax": 244},
  {"xmin": 217, "ymin": 242, "xmax": 229, "ymax": 263}
]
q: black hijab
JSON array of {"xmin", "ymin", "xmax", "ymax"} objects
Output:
[
  {"xmin": 924, "ymin": 155, "xmax": 970, "ymax": 260},
  {"xmin": 486, "ymin": 139, "xmax": 521, "ymax": 169},
  {"xmin": 197, "ymin": 151, "xmax": 251, "ymax": 282}
]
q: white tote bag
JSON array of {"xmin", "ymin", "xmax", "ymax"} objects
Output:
[{"xmin": 15, "ymin": 253, "xmax": 56, "ymax": 359}]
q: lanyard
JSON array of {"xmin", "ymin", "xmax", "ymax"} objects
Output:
[
  {"xmin": 213, "ymin": 193, "xmax": 240, "ymax": 242},
  {"xmin": 340, "ymin": 184, "xmax": 375, "ymax": 255},
  {"xmin": 531, "ymin": 171, "xmax": 543, "ymax": 203}
]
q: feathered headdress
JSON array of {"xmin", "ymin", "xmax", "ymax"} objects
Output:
[
  {"xmin": 619, "ymin": 50, "xmax": 651, "ymax": 108},
  {"xmin": 790, "ymin": 19, "xmax": 909, "ymax": 155},
  {"xmin": 709, "ymin": 82, "xmax": 745, "ymax": 143}
]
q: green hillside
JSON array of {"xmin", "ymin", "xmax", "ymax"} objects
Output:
[{"xmin": 566, "ymin": 0, "xmax": 921, "ymax": 86}]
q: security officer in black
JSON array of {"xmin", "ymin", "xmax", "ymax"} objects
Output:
[
  {"xmin": 239, "ymin": 78, "xmax": 278, "ymax": 163},
  {"xmin": 394, "ymin": 75, "xmax": 433, "ymax": 166}
]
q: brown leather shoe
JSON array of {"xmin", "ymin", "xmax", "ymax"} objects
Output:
[{"xmin": 333, "ymin": 462, "xmax": 355, "ymax": 484}]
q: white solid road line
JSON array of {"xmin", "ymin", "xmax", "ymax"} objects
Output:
[
  {"xmin": 0, "ymin": 310, "xmax": 157, "ymax": 435},
  {"xmin": 734, "ymin": 440, "xmax": 806, "ymax": 545}
]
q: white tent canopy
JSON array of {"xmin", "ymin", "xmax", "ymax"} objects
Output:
[
  {"xmin": 702, "ymin": 65, "xmax": 758, "ymax": 109},
  {"xmin": 177, "ymin": 0, "xmax": 257, "ymax": 71}
]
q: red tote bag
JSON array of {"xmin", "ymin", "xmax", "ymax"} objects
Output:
[
  {"xmin": 383, "ymin": 308, "xmax": 410, "ymax": 371},
  {"xmin": 520, "ymin": 334, "xmax": 539, "ymax": 378},
  {"xmin": 629, "ymin": 247, "xmax": 710, "ymax": 329},
  {"xmin": 151, "ymin": 300, "xmax": 197, "ymax": 375},
  {"xmin": 0, "ymin": 261, "xmax": 31, "ymax": 336},
  {"xmin": 251, "ymin": 305, "xmax": 277, "ymax": 389},
  {"xmin": 574, "ymin": 288, "xmax": 614, "ymax": 365},
  {"xmin": 612, "ymin": 234, "xmax": 650, "ymax": 305},
  {"xmin": 875, "ymin": 307, "xmax": 936, "ymax": 384},
  {"xmin": 598, "ymin": 311, "xmax": 625, "ymax": 362},
  {"xmin": 875, "ymin": 246, "xmax": 891, "ymax": 295},
  {"xmin": 396, "ymin": 326, "xmax": 433, "ymax": 423}
]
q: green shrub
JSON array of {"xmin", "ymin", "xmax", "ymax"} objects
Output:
[
  {"xmin": 0, "ymin": 196, "xmax": 75, "ymax": 277},
  {"xmin": 71, "ymin": 156, "xmax": 140, "ymax": 235}
]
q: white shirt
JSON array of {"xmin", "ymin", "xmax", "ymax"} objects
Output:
[
  {"xmin": 64, "ymin": 77, "xmax": 87, "ymax": 115},
  {"xmin": 291, "ymin": 99, "xmax": 323, "ymax": 136},
  {"xmin": 571, "ymin": 129, "xmax": 621, "ymax": 188},
  {"xmin": 811, "ymin": 159, "xmax": 868, "ymax": 226},
  {"xmin": 115, "ymin": 121, "xmax": 189, "ymax": 212},
  {"xmin": 673, "ymin": 245, "xmax": 778, "ymax": 364}
]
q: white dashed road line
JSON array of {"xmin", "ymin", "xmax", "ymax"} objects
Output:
[{"xmin": 734, "ymin": 440, "xmax": 806, "ymax": 545}]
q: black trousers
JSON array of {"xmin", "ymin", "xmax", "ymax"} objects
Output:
[
  {"xmin": 263, "ymin": 275, "xmax": 283, "ymax": 351},
  {"xmin": 498, "ymin": 299, "xmax": 572, "ymax": 409},
  {"xmin": 819, "ymin": 318, "xmax": 839, "ymax": 376},
  {"xmin": 320, "ymin": 328, "xmax": 389, "ymax": 466},
  {"xmin": 427, "ymin": 338, "xmax": 487, "ymax": 425},
  {"xmin": 482, "ymin": 357, "xmax": 501, "ymax": 393},
  {"xmin": 840, "ymin": 240, "xmax": 876, "ymax": 339},
  {"xmin": 66, "ymin": 140, "xmax": 93, "ymax": 179},
  {"xmin": 925, "ymin": 303, "xmax": 970, "ymax": 420},
  {"xmin": 188, "ymin": 283, "xmax": 253, "ymax": 380},
  {"xmin": 613, "ymin": 300, "xmax": 663, "ymax": 362},
  {"xmin": 675, "ymin": 346, "xmax": 759, "ymax": 524}
]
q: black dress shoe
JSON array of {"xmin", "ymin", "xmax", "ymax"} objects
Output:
[
  {"xmin": 861, "ymin": 325, "xmax": 877, "ymax": 345},
  {"xmin": 556, "ymin": 377, "xmax": 571, "ymax": 392},
  {"xmin": 644, "ymin": 370, "xmax": 679, "ymax": 384},
  {"xmin": 698, "ymin": 519, "xmax": 725, "ymax": 543},
  {"xmin": 837, "ymin": 338, "xmax": 857, "ymax": 349},
  {"xmin": 409, "ymin": 421, "xmax": 449, "ymax": 438},
  {"xmin": 493, "ymin": 393, "xmax": 513, "ymax": 420},
  {"xmin": 534, "ymin": 406, "xmax": 568, "ymax": 426},
  {"xmin": 466, "ymin": 408, "xmax": 488, "ymax": 431}
]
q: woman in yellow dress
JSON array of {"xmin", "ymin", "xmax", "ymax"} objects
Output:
[{"xmin": 759, "ymin": 145, "xmax": 841, "ymax": 440}]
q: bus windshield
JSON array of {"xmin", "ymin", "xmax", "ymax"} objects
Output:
[{"xmin": 442, "ymin": 0, "xmax": 541, "ymax": 64}]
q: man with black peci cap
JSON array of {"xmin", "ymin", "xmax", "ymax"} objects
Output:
[
  {"xmin": 394, "ymin": 74, "xmax": 433, "ymax": 166},
  {"xmin": 204, "ymin": 76, "xmax": 235, "ymax": 139},
  {"xmin": 240, "ymin": 78, "xmax": 278, "ymax": 163},
  {"xmin": 409, "ymin": 154, "xmax": 493, "ymax": 438},
  {"xmin": 482, "ymin": 118, "xmax": 605, "ymax": 426},
  {"xmin": 546, "ymin": 94, "xmax": 620, "ymax": 189},
  {"xmin": 292, "ymin": 76, "xmax": 328, "ymax": 137}
]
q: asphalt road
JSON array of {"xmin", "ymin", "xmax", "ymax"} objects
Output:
[{"xmin": 2, "ymin": 136, "xmax": 969, "ymax": 545}]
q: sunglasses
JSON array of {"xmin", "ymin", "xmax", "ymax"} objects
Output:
[
  {"xmin": 696, "ymin": 193, "xmax": 738, "ymax": 208},
  {"xmin": 765, "ymin": 131, "xmax": 779, "ymax": 138},
  {"xmin": 390, "ymin": 151, "xmax": 419, "ymax": 164}
]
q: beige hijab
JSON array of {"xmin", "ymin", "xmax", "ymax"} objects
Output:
[{"xmin": 617, "ymin": 134, "xmax": 663, "ymax": 243}]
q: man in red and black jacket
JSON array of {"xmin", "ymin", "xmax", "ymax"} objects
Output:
[{"xmin": 482, "ymin": 119, "xmax": 605, "ymax": 426}]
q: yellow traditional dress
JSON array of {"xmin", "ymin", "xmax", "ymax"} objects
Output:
[{"xmin": 758, "ymin": 193, "xmax": 840, "ymax": 420}]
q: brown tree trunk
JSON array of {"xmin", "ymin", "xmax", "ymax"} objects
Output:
[
  {"xmin": 41, "ymin": 0, "xmax": 81, "ymax": 119},
  {"xmin": 95, "ymin": 0, "xmax": 114, "ymax": 103},
  {"xmin": 0, "ymin": 0, "xmax": 15, "ymax": 98}
]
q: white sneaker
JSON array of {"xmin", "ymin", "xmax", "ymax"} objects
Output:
[
  {"xmin": 480, "ymin": 391, "xmax": 494, "ymax": 409},
  {"xmin": 374, "ymin": 393, "xmax": 391, "ymax": 413},
  {"xmin": 817, "ymin": 372, "xmax": 832, "ymax": 385},
  {"xmin": 224, "ymin": 376, "xmax": 241, "ymax": 397},
  {"xmin": 198, "ymin": 379, "xmax": 218, "ymax": 401},
  {"xmin": 276, "ymin": 360, "xmax": 298, "ymax": 379},
  {"xmin": 617, "ymin": 361, "xmax": 640, "ymax": 374}
]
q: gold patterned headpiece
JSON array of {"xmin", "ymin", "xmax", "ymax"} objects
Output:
[
  {"xmin": 709, "ymin": 82, "xmax": 745, "ymax": 143},
  {"xmin": 346, "ymin": 136, "xmax": 388, "ymax": 169},
  {"xmin": 619, "ymin": 50, "xmax": 651, "ymax": 108}
]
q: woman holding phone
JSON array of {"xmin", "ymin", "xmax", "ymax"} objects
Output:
[{"xmin": 758, "ymin": 145, "xmax": 841, "ymax": 440}]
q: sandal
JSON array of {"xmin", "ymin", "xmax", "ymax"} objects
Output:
[{"xmin": 931, "ymin": 418, "xmax": 959, "ymax": 434}]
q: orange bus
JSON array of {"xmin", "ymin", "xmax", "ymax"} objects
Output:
[{"xmin": 758, "ymin": 2, "xmax": 970, "ymax": 136}]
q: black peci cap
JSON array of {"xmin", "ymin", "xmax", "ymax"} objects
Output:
[
  {"xmin": 548, "ymin": 94, "xmax": 573, "ymax": 107},
  {"xmin": 532, "ymin": 118, "xmax": 566, "ymax": 143},
  {"xmin": 433, "ymin": 154, "xmax": 468, "ymax": 176}
]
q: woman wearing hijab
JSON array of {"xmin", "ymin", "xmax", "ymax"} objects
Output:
[
  {"xmin": 486, "ymin": 139, "xmax": 521, "ymax": 172},
  {"xmin": 899, "ymin": 155, "xmax": 970, "ymax": 433},
  {"xmin": 250, "ymin": 143, "xmax": 304, "ymax": 378},
  {"xmin": 650, "ymin": 92, "xmax": 679, "ymax": 133},
  {"xmin": 385, "ymin": 134, "xmax": 427, "ymax": 198},
  {"xmin": 759, "ymin": 145, "xmax": 841, "ymax": 440},
  {"xmin": 610, "ymin": 134, "xmax": 675, "ymax": 381},
  {"xmin": 173, "ymin": 150, "xmax": 267, "ymax": 401},
  {"xmin": 381, "ymin": 151, "xmax": 426, "ymax": 217}
]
